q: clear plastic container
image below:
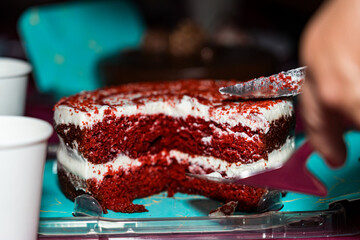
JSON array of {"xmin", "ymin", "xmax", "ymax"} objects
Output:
[{"xmin": 39, "ymin": 201, "xmax": 360, "ymax": 238}]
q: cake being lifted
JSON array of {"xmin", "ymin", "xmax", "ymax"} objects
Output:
[{"xmin": 54, "ymin": 79, "xmax": 295, "ymax": 213}]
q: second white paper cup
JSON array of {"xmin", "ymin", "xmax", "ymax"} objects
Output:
[
  {"xmin": 0, "ymin": 58, "xmax": 32, "ymax": 116},
  {"xmin": 0, "ymin": 116, "xmax": 53, "ymax": 240}
]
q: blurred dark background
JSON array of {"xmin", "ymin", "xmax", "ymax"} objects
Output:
[
  {"xmin": 0, "ymin": 0, "xmax": 324, "ymax": 133},
  {"xmin": 0, "ymin": 0, "xmax": 324, "ymax": 62}
]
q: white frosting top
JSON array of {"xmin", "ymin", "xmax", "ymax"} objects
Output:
[
  {"xmin": 54, "ymin": 80, "xmax": 293, "ymax": 133},
  {"xmin": 54, "ymin": 96, "xmax": 293, "ymax": 133}
]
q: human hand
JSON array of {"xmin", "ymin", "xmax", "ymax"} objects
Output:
[{"xmin": 300, "ymin": 0, "xmax": 360, "ymax": 167}]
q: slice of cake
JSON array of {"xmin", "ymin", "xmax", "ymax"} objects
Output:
[{"xmin": 54, "ymin": 79, "xmax": 295, "ymax": 213}]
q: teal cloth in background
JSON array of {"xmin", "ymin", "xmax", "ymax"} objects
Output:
[{"xmin": 18, "ymin": 1, "xmax": 145, "ymax": 99}]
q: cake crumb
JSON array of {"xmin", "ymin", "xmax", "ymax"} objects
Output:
[{"xmin": 209, "ymin": 201, "xmax": 238, "ymax": 216}]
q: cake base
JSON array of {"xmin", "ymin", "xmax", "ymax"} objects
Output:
[{"xmin": 58, "ymin": 159, "xmax": 266, "ymax": 213}]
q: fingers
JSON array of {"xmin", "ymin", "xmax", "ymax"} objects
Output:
[
  {"xmin": 300, "ymin": 78, "xmax": 347, "ymax": 168},
  {"xmin": 300, "ymin": 24, "xmax": 347, "ymax": 168},
  {"xmin": 297, "ymin": 0, "xmax": 360, "ymax": 168}
]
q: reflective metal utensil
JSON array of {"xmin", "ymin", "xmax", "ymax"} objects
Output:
[{"xmin": 219, "ymin": 66, "xmax": 306, "ymax": 99}]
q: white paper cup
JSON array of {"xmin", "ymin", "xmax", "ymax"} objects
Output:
[
  {"xmin": 0, "ymin": 58, "xmax": 32, "ymax": 116},
  {"xmin": 0, "ymin": 116, "xmax": 53, "ymax": 240}
]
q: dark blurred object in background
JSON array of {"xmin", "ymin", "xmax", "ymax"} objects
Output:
[
  {"xmin": 100, "ymin": 18, "xmax": 278, "ymax": 86},
  {"xmin": 134, "ymin": 0, "xmax": 324, "ymax": 63},
  {"xmin": 101, "ymin": 0, "xmax": 324, "ymax": 86}
]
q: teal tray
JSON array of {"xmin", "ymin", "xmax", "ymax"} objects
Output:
[{"xmin": 39, "ymin": 132, "xmax": 360, "ymax": 237}]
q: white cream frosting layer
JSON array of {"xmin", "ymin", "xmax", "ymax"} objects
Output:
[
  {"xmin": 179, "ymin": 137, "xmax": 294, "ymax": 179},
  {"xmin": 57, "ymin": 137, "xmax": 294, "ymax": 182},
  {"xmin": 57, "ymin": 139, "xmax": 142, "ymax": 181},
  {"xmin": 54, "ymin": 95, "xmax": 293, "ymax": 133}
]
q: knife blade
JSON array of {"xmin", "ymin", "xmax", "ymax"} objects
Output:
[{"xmin": 219, "ymin": 66, "xmax": 307, "ymax": 99}]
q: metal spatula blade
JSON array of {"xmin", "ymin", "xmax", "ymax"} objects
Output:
[
  {"xmin": 187, "ymin": 141, "xmax": 327, "ymax": 197},
  {"xmin": 219, "ymin": 66, "xmax": 306, "ymax": 99}
]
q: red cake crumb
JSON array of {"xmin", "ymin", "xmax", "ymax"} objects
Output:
[
  {"xmin": 209, "ymin": 201, "xmax": 238, "ymax": 216},
  {"xmin": 267, "ymin": 72, "xmax": 304, "ymax": 92}
]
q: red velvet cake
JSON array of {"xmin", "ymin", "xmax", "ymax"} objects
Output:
[{"xmin": 54, "ymin": 79, "xmax": 295, "ymax": 213}]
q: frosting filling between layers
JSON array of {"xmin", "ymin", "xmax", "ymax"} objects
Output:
[{"xmin": 57, "ymin": 136, "xmax": 294, "ymax": 184}]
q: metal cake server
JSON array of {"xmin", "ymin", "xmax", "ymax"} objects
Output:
[
  {"xmin": 219, "ymin": 66, "xmax": 307, "ymax": 98},
  {"xmin": 188, "ymin": 141, "xmax": 327, "ymax": 197},
  {"xmin": 189, "ymin": 66, "xmax": 327, "ymax": 196},
  {"xmin": 194, "ymin": 66, "xmax": 327, "ymax": 196}
]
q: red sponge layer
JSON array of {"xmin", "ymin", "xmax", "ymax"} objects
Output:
[{"xmin": 56, "ymin": 114, "xmax": 294, "ymax": 165}]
